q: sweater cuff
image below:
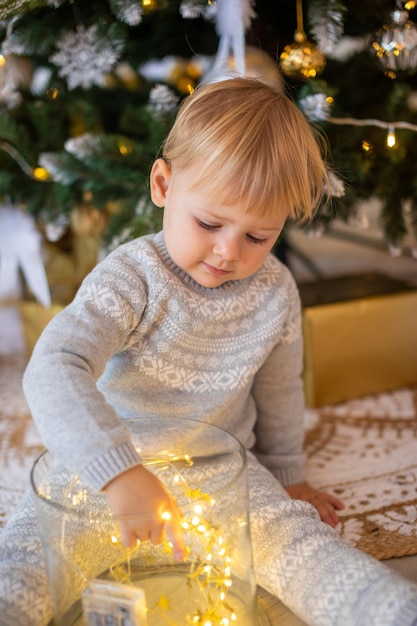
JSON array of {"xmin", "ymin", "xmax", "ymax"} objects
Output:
[
  {"xmin": 82, "ymin": 441, "xmax": 142, "ymax": 491},
  {"xmin": 272, "ymin": 465, "xmax": 305, "ymax": 487}
]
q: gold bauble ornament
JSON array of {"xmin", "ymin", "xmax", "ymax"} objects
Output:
[
  {"xmin": 280, "ymin": 0, "xmax": 326, "ymax": 79},
  {"xmin": 280, "ymin": 30, "xmax": 326, "ymax": 78},
  {"xmin": 104, "ymin": 61, "xmax": 141, "ymax": 90}
]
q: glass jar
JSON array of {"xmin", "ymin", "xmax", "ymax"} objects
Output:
[{"xmin": 31, "ymin": 417, "xmax": 261, "ymax": 626}]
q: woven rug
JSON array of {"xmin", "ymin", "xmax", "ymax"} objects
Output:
[
  {"xmin": 1, "ymin": 307, "xmax": 417, "ymax": 561},
  {"xmin": 304, "ymin": 389, "xmax": 417, "ymax": 560},
  {"xmin": 0, "ymin": 351, "xmax": 44, "ymax": 529}
]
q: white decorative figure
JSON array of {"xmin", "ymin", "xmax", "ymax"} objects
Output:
[
  {"xmin": 212, "ymin": 0, "xmax": 256, "ymax": 76},
  {"xmin": 0, "ymin": 203, "xmax": 51, "ymax": 306}
]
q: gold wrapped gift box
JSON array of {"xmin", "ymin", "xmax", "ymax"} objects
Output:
[
  {"xmin": 18, "ymin": 205, "xmax": 104, "ymax": 356},
  {"xmin": 19, "ymin": 242, "xmax": 80, "ymax": 356},
  {"xmin": 300, "ymin": 274, "xmax": 417, "ymax": 408}
]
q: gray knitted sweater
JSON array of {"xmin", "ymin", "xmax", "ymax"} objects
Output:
[
  {"xmin": 23, "ymin": 230, "xmax": 305, "ymax": 492},
  {"xmin": 1, "ymin": 231, "xmax": 416, "ymax": 626}
]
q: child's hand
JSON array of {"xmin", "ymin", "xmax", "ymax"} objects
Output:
[
  {"xmin": 285, "ymin": 482, "xmax": 345, "ymax": 528},
  {"xmin": 104, "ymin": 464, "xmax": 185, "ymax": 560}
]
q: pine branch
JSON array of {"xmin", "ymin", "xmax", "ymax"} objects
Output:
[
  {"xmin": 380, "ymin": 195, "xmax": 408, "ymax": 245},
  {"xmin": 0, "ymin": 0, "xmax": 45, "ymax": 20},
  {"xmin": 0, "ymin": 111, "xmax": 34, "ymax": 160},
  {"xmin": 410, "ymin": 198, "xmax": 417, "ymax": 241}
]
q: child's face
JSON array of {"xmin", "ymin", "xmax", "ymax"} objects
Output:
[{"xmin": 150, "ymin": 159, "xmax": 287, "ymax": 289}]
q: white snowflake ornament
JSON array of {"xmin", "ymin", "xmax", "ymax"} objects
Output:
[
  {"xmin": 49, "ymin": 25, "xmax": 124, "ymax": 90},
  {"xmin": 148, "ymin": 84, "xmax": 178, "ymax": 116},
  {"xmin": 45, "ymin": 0, "xmax": 66, "ymax": 7},
  {"xmin": 180, "ymin": 1, "xmax": 206, "ymax": 19},
  {"xmin": 44, "ymin": 214, "xmax": 69, "ymax": 242},
  {"xmin": 326, "ymin": 170, "xmax": 345, "ymax": 198},
  {"xmin": 299, "ymin": 93, "xmax": 331, "ymax": 122},
  {"xmin": 0, "ymin": 56, "xmax": 22, "ymax": 108},
  {"xmin": 109, "ymin": 0, "xmax": 143, "ymax": 26}
]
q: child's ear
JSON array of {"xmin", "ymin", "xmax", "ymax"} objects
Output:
[{"xmin": 150, "ymin": 158, "xmax": 171, "ymax": 207}]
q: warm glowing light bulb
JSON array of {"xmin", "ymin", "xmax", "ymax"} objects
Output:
[
  {"xmin": 386, "ymin": 126, "xmax": 396, "ymax": 148},
  {"xmin": 194, "ymin": 504, "xmax": 203, "ymax": 515},
  {"xmin": 111, "ymin": 535, "xmax": 118, "ymax": 544},
  {"xmin": 33, "ymin": 167, "xmax": 50, "ymax": 180},
  {"xmin": 176, "ymin": 78, "xmax": 194, "ymax": 94},
  {"xmin": 46, "ymin": 87, "xmax": 59, "ymax": 100},
  {"xmin": 161, "ymin": 511, "xmax": 171, "ymax": 521}
]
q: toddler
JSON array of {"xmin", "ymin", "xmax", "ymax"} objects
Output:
[{"xmin": 1, "ymin": 77, "xmax": 417, "ymax": 626}]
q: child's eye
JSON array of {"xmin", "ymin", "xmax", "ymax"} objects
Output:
[
  {"xmin": 247, "ymin": 234, "xmax": 267, "ymax": 245},
  {"xmin": 196, "ymin": 218, "xmax": 218, "ymax": 231}
]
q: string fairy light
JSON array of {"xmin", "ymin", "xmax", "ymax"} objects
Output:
[
  {"xmin": 327, "ymin": 116, "xmax": 417, "ymax": 149},
  {"xmin": 327, "ymin": 117, "xmax": 417, "ymax": 132},
  {"xmin": 102, "ymin": 455, "xmax": 244, "ymax": 626},
  {"xmin": 0, "ymin": 141, "xmax": 51, "ymax": 180},
  {"xmin": 386, "ymin": 124, "xmax": 397, "ymax": 147},
  {"xmin": 300, "ymin": 78, "xmax": 417, "ymax": 153}
]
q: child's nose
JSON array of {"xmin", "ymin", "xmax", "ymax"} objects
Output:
[{"xmin": 213, "ymin": 233, "xmax": 240, "ymax": 261}]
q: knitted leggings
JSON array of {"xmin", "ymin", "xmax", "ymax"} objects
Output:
[{"xmin": 0, "ymin": 454, "xmax": 417, "ymax": 626}]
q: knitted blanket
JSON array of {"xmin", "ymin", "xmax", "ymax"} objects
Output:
[{"xmin": 1, "ymin": 307, "xmax": 417, "ymax": 561}]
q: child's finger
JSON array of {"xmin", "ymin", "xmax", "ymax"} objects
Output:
[
  {"xmin": 163, "ymin": 514, "xmax": 185, "ymax": 561},
  {"xmin": 328, "ymin": 494, "xmax": 345, "ymax": 510},
  {"xmin": 118, "ymin": 521, "xmax": 139, "ymax": 548},
  {"xmin": 149, "ymin": 522, "xmax": 165, "ymax": 545}
]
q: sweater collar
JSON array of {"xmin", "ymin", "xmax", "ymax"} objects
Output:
[{"xmin": 152, "ymin": 230, "xmax": 254, "ymax": 295}]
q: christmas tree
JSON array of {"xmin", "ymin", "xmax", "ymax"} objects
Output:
[{"xmin": 0, "ymin": 0, "xmax": 416, "ymax": 294}]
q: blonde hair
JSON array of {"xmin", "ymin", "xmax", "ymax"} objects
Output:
[{"xmin": 162, "ymin": 77, "xmax": 328, "ymax": 221}]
